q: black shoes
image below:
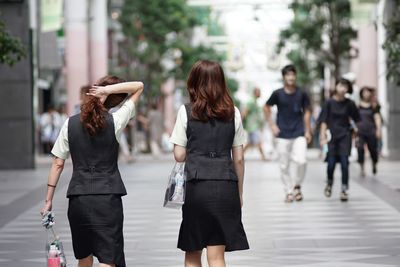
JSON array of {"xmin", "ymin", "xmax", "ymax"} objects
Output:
[
  {"xmin": 293, "ymin": 185, "xmax": 303, "ymax": 201},
  {"xmin": 324, "ymin": 185, "xmax": 332, "ymax": 198},
  {"xmin": 372, "ymin": 163, "xmax": 377, "ymax": 175},
  {"xmin": 325, "ymin": 185, "xmax": 349, "ymax": 201},
  {"xmin": 340, "ymin": 191, "xmax": 349, "ymax": 202}
]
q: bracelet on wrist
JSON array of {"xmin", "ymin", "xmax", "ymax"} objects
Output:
[{"xmin": 47, "ymin": 183, "xmax": 56, "ymax": 188}]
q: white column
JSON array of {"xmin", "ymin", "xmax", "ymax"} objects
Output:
[
  {"xmin": 65, "ymin": 0, "xmax": 89, "ymax": 115},
  {"xmin": 161, "ymin": 78, "xmax": 176, "ymax": 134},
  {"xmin": 377, "ymin": 0, "xmax": 389, "ymax": 157},
  {"xmin": 89, "ymin": 0, "xmax": 108, "ymax": 84}
]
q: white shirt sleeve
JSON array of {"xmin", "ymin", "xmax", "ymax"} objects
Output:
[
  {"xmin": 233, "ymin": 106, "xmax": 246, "ymax": 147},
  {"xmin": 112, "ymin": 99, "xmax": 136, "ymax": 143},
  {"xmin": 51, "ymin": 119, "xmax": 70, "ymax": 159},
  {"xmin": 170, "ymin": 105, "xmax": 188, "ymax": 147},
  {"xmin": 170, "ymin": 105, "xmax": 246, "ymax": 148}
]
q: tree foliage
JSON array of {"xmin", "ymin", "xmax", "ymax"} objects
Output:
[
  {"xmin": 277, "ymin": 0, "xmax": 357, "ymax": 87},
  {"xmin": 383, "ymin": 0, "xmax": 400, "ymax": 86},
  {"xmin": 119, "ymin": 0, "xmax": 226, "ymax": 96},
  {"xmin": 0, "ymin": 16, "xmax": 26, "ymax": 66}
]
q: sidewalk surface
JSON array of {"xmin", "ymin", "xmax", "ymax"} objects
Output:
[{"xmin": 0, "ymin": 151, "xmax": 400, "ymax": 266}]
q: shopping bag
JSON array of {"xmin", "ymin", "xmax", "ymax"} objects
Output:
[
  {"xmin": 163, "ymin": 162, "xmax": 186, "ymax": 209},
  {"xmin": 42, "ymin": 211, "xmax": 67, "ymax": 267}
]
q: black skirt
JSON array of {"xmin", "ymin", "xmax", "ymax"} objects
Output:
[
  {"xmin": 67, "ymin": 194, "xmax": 125, "ymax": 267},
  {"xmin": 328, "ymin": 133, "xmax": 352, "ymax": 156},
  {"xmin": 178, "ymin": 180, "xmax": 249, "ymax": 252}
]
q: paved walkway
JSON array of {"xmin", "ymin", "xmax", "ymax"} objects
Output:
[{"xmin": 1, "ymin": 153, "xmax": 400, "ymax": 266}]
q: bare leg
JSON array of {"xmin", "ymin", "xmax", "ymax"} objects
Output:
[
  {"xmin": 99, "ymin": 264, "xmax": 115, "ymax": 267},
  {"xmin": 243, "ymin": 143, "xmax": 251, "ymax": 153},
  {"xmin": 78, "ymin": 255, "xmax": 93, "ymax": 267},
  {"xmin": 185, "ymin": 250, "xmax": 202, "ymax": 267},
  {"xmin": 207, "ymin": 245, "xmax": 226, "ymax": 267},
  {"xmin": 257, "ymin": 143, "xmax": 267, "ymax": 160}
]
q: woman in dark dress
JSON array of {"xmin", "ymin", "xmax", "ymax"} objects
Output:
[
  {"xmin": 319, "ymin": 78, "xmax": 360, "ymax": 202},
  {"xmin": 40, "ymin": 76, "xmax": 143, "ymax": 267},
  {"xmin": 356, "ymin": 86, "xmax": 382, "ymax": 177},
  {"xmin": 170, "ymin": 60, "xmax": 249, "ymax": 267}
]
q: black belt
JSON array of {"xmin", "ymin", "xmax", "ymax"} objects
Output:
[{"xmin": 191, "ymin": 151, "xmax": 231, "ymax": 158}]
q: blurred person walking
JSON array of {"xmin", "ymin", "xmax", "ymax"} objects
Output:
[
  {"xmin": 242, "ymin": 87, "xmax": 267, "ymax": 160},
  {"xmin": 39, "ymin": 105, "xmax": 58, "ymax": 154},
  {"xmin": 40, "ymin": 75, "xmax": 143, "ymax": 267},
  {"xmin": 148, "ymin": 102, "xmax": 164, "ymax": 157},
  {"xmin": 264, "ymin": 65, "xmax": 312, "ymax": 203},
  {"xmin": 319, "ymin": 78, "xmax": 360, "ymax": 202},
  {"xmin": 170, "ymin": 60, "xmax": 249, "ymax": 267},
  {"xmin": 356, "ymin": 86, "xmax": 382, "ymax": 177}
]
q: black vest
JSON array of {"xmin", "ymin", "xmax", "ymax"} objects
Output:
[
  {"xmin": 184, "ymin": 104, "xmax": 238, "ymax": 181},
  {"xmin": 66, "ymin": 113, "xmax": 127, "ymax": 197}
]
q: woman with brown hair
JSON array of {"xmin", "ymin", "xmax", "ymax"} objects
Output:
[
  {"xmin": 170, "ymin": 60, "xmax": 249, "ymax": 267},
  {"xmin": 357, "ymin": 86, "xmax": 382, "ymax": 176},
  {"xmin": 40, "ymin": 75, "xmax": 143, "ymax": 267}
]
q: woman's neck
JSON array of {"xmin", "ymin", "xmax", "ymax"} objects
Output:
[
  {"xmin": 360, "ymin": 100, "xmax": 371, "ymax": 107},
  {"xmin": 283, "ymin": 85, "xmax": 296, "ymax": 94},
  {"xmin": 333, "ymin": 94, "xmax": 345, "ymax": 101}
]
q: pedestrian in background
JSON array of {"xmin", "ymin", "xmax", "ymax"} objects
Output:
[
  {"xmin": 357, "ymin": 86, "xmax": 382, "ymax": 177},
  {"xmin": 264, "ymin": 64, "xmax": 312, "ymax": 203},
  {"xmin": 39, "ymin": 105, "xmax": 58, "ymax": 154},
  {"xmin": 170, "ymin": 60, "xmax": 249, "ymax": 267},
  {"xmin": 242, "ymin": 87, "xmax": 267, "ymax": 161},
  {"xmin": 148, "ymin": 101, "xmax": 164, "ymax": 157},
  {"xmin": 40, "ymin": 75, "xmax": 143, "ymax": 267},
  {"xmin": 319, "ymin": 78, "xmax": 360, "ymax": 202}
]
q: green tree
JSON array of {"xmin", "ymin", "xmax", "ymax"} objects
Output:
[
  {"xmin": 0, "ymin": 16, "xmax": 26, "ymax": 66},
  {"xmin": 383, "ymin": 0, "xmax": 400, "ymax": 86},
  {"xmin": 119, "ymin": 0, "xmax": 199, "ymax": 96},
  {"xmin": 277, "ymin": 0, "xmax": 357, "ymax": 87}
]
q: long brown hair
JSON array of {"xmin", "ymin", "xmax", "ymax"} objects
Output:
[
  {"xmin": 80, "ymin": 75, "xmax": 127, "ymax": 136},
  {"xmin": 187, "ymin": 60, "xmax": 234, "ymax": 122}
]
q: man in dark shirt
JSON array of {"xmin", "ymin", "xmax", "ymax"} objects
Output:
[{"xmin": 264, "ymin": 65, "xmax": 312, "ymax": 203}]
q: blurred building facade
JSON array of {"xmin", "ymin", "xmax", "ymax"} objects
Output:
[
  {"xmin": 350, "ymin": 0, "xmax": 400, "ymax": 159},
  {"xmin": 0, "ymin": 0, "xmax": 34, "ymax": 169},
  {"xmin": 0, "ymin": 0, "xmax": 108, "ymax": 169},
  {"xmin": 1, "ymin": 0, "xmax": 399, "ymax": 169}
]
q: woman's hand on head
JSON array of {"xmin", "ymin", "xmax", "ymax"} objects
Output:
[{"xmin": 87, "ymin": 85, "xmax": 109, "ymax": 103}]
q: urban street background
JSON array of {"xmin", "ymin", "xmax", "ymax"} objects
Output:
[{"xmin": 0, "ymin": 0, "xmax": 400, "ymax": 266}]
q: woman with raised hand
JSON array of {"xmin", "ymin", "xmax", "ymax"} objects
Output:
[
  {"xmin": 170, "ymin": 60, "xmax": 249, "ymax": 267},
  {"xmin": 40, "ymin": 75, "xmax": 143, "ymax": 267}
]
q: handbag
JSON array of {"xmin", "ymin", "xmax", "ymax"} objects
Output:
[{"xmin": 163, "ymin": 162, "xmax": 186, "ymax": 209}]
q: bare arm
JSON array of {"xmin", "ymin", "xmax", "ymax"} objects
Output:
[
  {"xmin": 40, "ymin": 157, "xmax": 65, "ymax": 215},
  {"xmin": 173, "ymin": 145, "xmax": 187, "ymax": 162},
  {"xmin": 88, "ymin": 81, "xmax": 144, "ymax": 104},
  {"xmin": 232, "ymin": 145, "xmax": 245, "ymax": 207},
  {"xmin": 263, "ymin": 105, "xmax": 280, "ymax": 136},
  {"xmin": 303, "ymin": 109, "xmax": 312, "ymax": 143},
  {"xmin": 374, "ymin": 113, "xmax": 382, "ymax": 138},
  {"xmin": 241, "ymin": 108, "xmax": 249, "ymax": 120},
  {"xmin": 319, "ymin": 122, "xmax": 328, "ymax": 147}
]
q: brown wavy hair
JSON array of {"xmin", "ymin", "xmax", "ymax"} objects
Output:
[
  {"xmin": 187, "ymin": 60, "xmax": 234, "ymax": 122},
  {"xmin": 80, "ymin": 75, "xmax": 127, "ymax": 136}
]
